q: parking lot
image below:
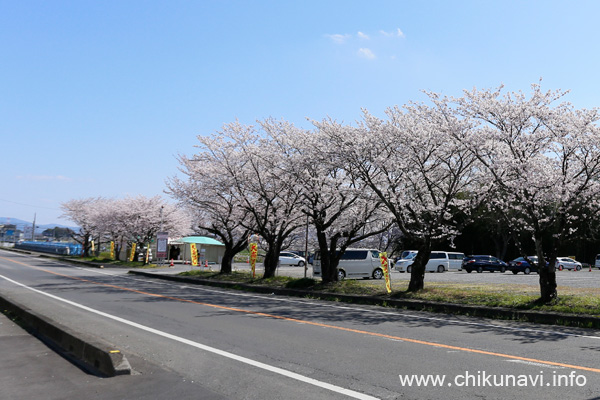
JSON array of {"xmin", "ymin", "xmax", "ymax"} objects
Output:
[{"xmin": 231, "ymin": 263, "xmax": 600, "ymax": 289}]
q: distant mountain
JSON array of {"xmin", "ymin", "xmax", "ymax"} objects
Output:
[
  {"xmin": 0, "ymin": 217, "xmax": 79, "ymax": 233},
  {"xmin": 0, "ymin": 217, "xmax": 32, "ymax": 226}
]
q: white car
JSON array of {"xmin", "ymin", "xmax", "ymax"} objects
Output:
[
  {"xmin": 395, "ymin": 252, "xmax": 418, "ymax": 272},
  {"xmin": 394, "ymin": 251, "xmax": 465, "ymax": 273},
  {"xmin": 278, "ymin": 252, "xmax": 306, "ymax": 267},
  {"xmin": 555, "ymin": 257, "xmax": 582, "ymax": 271}
]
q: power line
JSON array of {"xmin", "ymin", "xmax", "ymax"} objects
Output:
[{"xmin": 0, "ymin": 198, "xmax": 61, "ymax": 211}]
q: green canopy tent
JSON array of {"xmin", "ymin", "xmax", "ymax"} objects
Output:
[{"xmin": 168, "ymin": 236, "xmax": 225, "ymax": 265}]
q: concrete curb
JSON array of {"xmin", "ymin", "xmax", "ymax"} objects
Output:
[
  {"xmin": 0, "ymin": 294, "xmax": 131, "ymax": 377},
  {"xmin": 129, "ymin": 270, "xmax": 600, "ymax": 329}
]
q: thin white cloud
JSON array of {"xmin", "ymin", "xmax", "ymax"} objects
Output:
[
  {"xmin": 16, "ymin": 175, "xmax": 73, "ymax": 182},
  {"xmin": 380, "ymin": 28, "xmax": 405, "ymax": 38},
  {"xmin": 327, "ymin": 28, "xmax": 405, "ymax": 44},
  {"xmin": 325, "ymin": 29, "xmax": 405, "ymax": 60},
  {"xmin": 325, "ymin": 33, "xmax": 351, "ymax": 44},
  {"xmin": 357, "ymin": 48, "xmax": 376, "ymax": 59}
]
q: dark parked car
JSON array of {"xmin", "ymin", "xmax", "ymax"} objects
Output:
[
  {"xmin": 508, "ymin": 256, "xmax": 548, "ymax": 275},
  {"xmin": 462, "ymin": 255, "xmax": 508, "ymax": 273},
  {"xmin": 508, "ymin": 256, "xmax": 541, "ymax": 274}
]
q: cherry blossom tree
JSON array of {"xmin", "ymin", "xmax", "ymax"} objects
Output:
[
  {"xmin": 225, "ymin": 120, "xmax": 306, "ymax": 278},
  {"xmin": 269, "ymin": 123, "xmax": 393, "ymax": 283},
  {"xmin": 167, "ymin": 135, "xmax": 254, "ymax": 274},
  {"xmin": 60, "ymin": 197, "xmax": 105, "ymax": 257},
  {"xmin": 63, "ymin": 196, "xmax": 191, "ymax": 263},
  {"xmin": 94, "ymin": 198, "xmax": 129, "ymax": 260},
  {"xmin": 452, "ymin": 82, "xmax": 600, "ymax": 302},
  {"xmin": 116, "ymin": 195, "xmax": 191, "ymax": 263},
  {"xmin": 319, "ymin": 100, "xmax": 480, "ymax": 291},
  {"xmin": 182, "ymin": 120, "xmax": 305, "ymax": 278}
]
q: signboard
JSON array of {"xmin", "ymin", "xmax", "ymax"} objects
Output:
[
  {"xmin": 190, "ymin": 243, "xmax": 199, "ymax": 266},
  {"xmin": 379, "ymin": 252, "xmax": 392, "ymax": 294},
  {"xmin": 200, "ymin": 248, "xmax": 206, "ymax": 265},
  {"xmin": 157, "ymin": 232, "xmax": 168, "ymax": 259},
  {"xmin": 249, "ymin": 242, "xmax": 258, "ymax": 278},
  {"xmin": 129, "ymin": 243, "xmax": 137, "ymax": 262}
]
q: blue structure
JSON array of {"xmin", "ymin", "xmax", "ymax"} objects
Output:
[{"xmin": 15, "ymin": 241, "xmax": 83, "ymax": 256}]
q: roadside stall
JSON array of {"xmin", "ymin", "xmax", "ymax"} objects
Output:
[{"xmin": 169, "ymin": 236, "xmax": 225, "ymax": 265}]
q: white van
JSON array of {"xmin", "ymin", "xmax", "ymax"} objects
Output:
[
  {"xmin": 395, "ymin": 251, "xmax": 465, "ymax": 273},
  {"xmin": 313, "ymin": 248, "xmax": 388, "ymax": 280},
  {"xmin": 595, "ymin": 254, "xmax": 600, "ymax": 269}
]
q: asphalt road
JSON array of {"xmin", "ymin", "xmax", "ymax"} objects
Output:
[{"xmin": 2, "ymin": 250, "xmax": 600, "ymax": 400}]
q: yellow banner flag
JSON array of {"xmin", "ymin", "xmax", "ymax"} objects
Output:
[
  {"xmin": 110, "ymin": 241, "xmax": 115, "ymax": 260},
  {"xmin": 190, "ymin": 243, "xmax": 199, "ymax": 266},
  {"xmin": 249, "ymin": 242, "xmax": 258, "ymax": 278},
  {"xmin": 379, "ymin": 251, "xmax": 392, "ymax": 293},
  {"xmin": 145, "ymin": 243, "xmax": 150, "ymax": 264},
  {"xmin": 129, "ymin": 243, "xmax": 137, "ymax": 262},
  {"xmin": 91, "ymin": 240, "xmax": 95, "ymax": 253}
]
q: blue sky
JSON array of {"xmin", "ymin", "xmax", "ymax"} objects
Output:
[{"xmin": 2, "ymin": 0, "xmax": 600, "ymax": 226}]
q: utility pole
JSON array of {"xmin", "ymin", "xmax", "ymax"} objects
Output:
[
  {"xmin": 159, "ymin": 205, "xmax": 164, "ymax": 267},
  {"xmin": 31, "ymin": 213, "xmax": 36, "ymax": 241},
  {"xmin": 304, "ymin": 214, "xmax": 309, "ymax": 278}
]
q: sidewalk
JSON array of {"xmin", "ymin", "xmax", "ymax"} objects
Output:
[{"xmin": 0, "ymin": 308, "xmax": 226, "ymax": 400}]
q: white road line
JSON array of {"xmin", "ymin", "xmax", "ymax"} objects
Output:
[
  {"xmin": 0, "ymin": 274, "xmax": 379, "ymax": 400},
  {"xmin": 506, "ymin": 360, "xmax": 565, "ymax": 369}
]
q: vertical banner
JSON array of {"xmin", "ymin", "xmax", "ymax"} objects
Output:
[
  {"xmin": 129, "ymin": 243, "xmax": 137, "ymax": 262},
  {"xmin": 110, "ymin": 241, "xmax": 115, "ymax": 260},
  {"xmin": 91, "ymin": 240, "xmax": 95, "ymax": 253},
  {"xmin": 190, "ymin": 243, "xmax": 199, "ymax": 266},
  {"xmin": 156, "ymin": 232, "xmax": 168, "ymax": 259},
  {"xmin": 248, "ymin": 234, "xmax": 259, "ymax": 278},
  {"xmin": 249, "ymin": 243, "xmax": 258, "ymax": 278},
  {"xmin": 145, "ymin": 243, "xmax": 150, "ymax": 264},
  {"xmin": 379, "ymin": 251, "xmax": 392, "ymax": 293}
]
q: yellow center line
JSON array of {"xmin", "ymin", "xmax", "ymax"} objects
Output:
[{"xmin": 3, "ymin": 255, "xmax": 600, "ymax": 374}]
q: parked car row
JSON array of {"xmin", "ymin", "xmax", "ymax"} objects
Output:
[
  {"xmin": 279, "ymin": 247, "xmax": 590, "ymax": 280},
  {"xmin": 465, "ymin": 255, "xmax": 583, "ymax": 274},
  {"xmin": 393, "ymin": 251, "xmax": 585, "ymax": 275}
]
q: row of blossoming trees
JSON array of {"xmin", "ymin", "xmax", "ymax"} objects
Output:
[
  {"xmin": 60, "ymin": 195, "xmax": 191, "ymax": 261},
  {"xmin": 169, "ymin": 82, "xmax": 600, "ymax": 303}
]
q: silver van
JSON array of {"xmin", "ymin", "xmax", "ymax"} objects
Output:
[
  {"xmin": 395, "ymin": 251, "xmax": 465, "ymax": 273},
  {"xmin": 313, "ymin": 248, "xmax": 388, "ymax": 280}
]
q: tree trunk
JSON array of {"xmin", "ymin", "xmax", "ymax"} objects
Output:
[
  {"xmin": 320, "ymin": 251, "xmax": 334, "ymax": 284},
  {"xmin": 316, "ymin": 230, "xmax": 340, "ymax": 284},
  {"xmin": 263, "ymin": 243, "xmax": 281, "ymax": 278},
  {"xmin": 220, "ymin": 247, "xmax": 235, "ymax": 274},
  {"xmin": 321, "ymin": 249, "xmax": 342, "ymax": 284},
  {"xmin": 220, "ymin": 238, "xmax": 248, "ymax": 275},
  {"xmin": 82, "ymin": 234, "xmax": 91, "ymax": 258},
  {"xmin": 114, "ymin": 241, "xmax": 122, "ymax": 261},
  {"xmin": 535, "ymin": 237, "xmax": 557, "ymax": 303},
  {"xmin": 538, "ymin": 263, "xmax": 557, "ymax": 303},
  {"xmin": 407, "ymin": 239, "xmax": 431, "ymax": 292},
  {"xmin": 492, "ymin": 232, "xmax": 510, "ymax": 260}
]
